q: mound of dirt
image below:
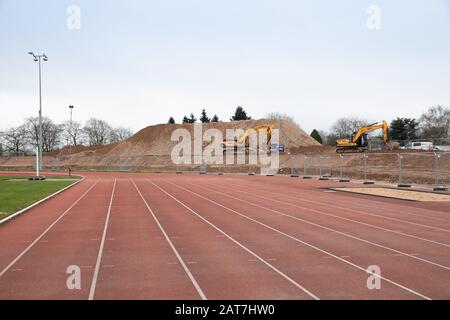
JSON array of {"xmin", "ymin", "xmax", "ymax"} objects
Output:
[
  {"xmin": 0, "ymin": 119, "xmax": 320, "ymax": 170},
  {"xmin": 128, "ymin": 118, "xmax": 320, "ymax": 155}
]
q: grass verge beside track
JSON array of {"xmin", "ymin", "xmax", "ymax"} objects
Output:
[{"xmin": 0, "ymin": 176, "xmax": 80, "ymax": 219}]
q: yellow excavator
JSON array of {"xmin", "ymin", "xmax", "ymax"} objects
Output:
[
  {"xmin": 336, "ymin": 120, "xmax": 389, "ymax": 153},
  {"xmin": 222, "ymin": 124, "xmax": 275, "ymax": 153}
]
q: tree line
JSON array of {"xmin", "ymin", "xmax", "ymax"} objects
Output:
[
  {"xmin": 168, "ymin": 106, "xmax": 252, "ymax": 124},
  {"xmin": 0, "ymin": 117, "xmax": 133, "ymax": 156},
  {"xmin": 309, "ymin": 105, "xmax": 450, "ymax": 145}
]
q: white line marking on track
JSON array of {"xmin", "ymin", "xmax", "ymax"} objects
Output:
[
  {"xmin": 150, "ymin": 180, "xmax": 319, "ymax": 300},
  {"xmin": 205, "ymin": 182, "xmax": 450, "ymax": 249},
  {"xmin": 132, "ymin": 179, "xmax": 207, "ymax": 300},
  {"xmin": 88, "ymin": 178, "xmax": 116, "ymax": 300},
  {"xmin": 0, "ymin": 179, "xmax": 101, "ymax": 279},
  {"xmin": 226, "ymin": 181, "xmax": 450, "ymax": 232},
  {"xmin": 169, "ymin": 181, "xmax": 431, "ymax": 300},
  {"xmin": 188, "ymin": 182, "xmax": 450, "ymax": 271}
]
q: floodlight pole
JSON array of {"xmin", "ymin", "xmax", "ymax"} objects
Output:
[
  {"xmin": 29, "ymin": 52, "xmax": 48, "ymax": 177},
  {"xmin": 69, "ymin": 105, "xmax": 74, "ymax": 145},
  {"xmin": 38, "ymin": 57, "xmax": 43, "ymax": 175}
]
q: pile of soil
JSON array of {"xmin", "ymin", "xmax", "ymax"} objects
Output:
[{"xmin": 0, "ymin": 119, "xmax": 319, "ymax": 170}]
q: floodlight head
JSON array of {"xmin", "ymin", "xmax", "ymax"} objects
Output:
[
  {"xmin": 69, "ymin": 105, "xmax": 74, "ymax": 109},
  {"xmin": 34, "ymin": 58, "xmax": 38, "ymax": 62},
  {"xmin": 28, "ymin": 51, "xmax": 34, "ymax": 55}
]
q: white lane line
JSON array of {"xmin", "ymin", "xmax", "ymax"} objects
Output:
[
  {"xmin": 0, "ymin": 179, "xmax": 101, "ymax": 279},
  {"xmin": 332, "ymin": 195, "xmax": 450, "ymax": 223},
  {"xmin": 131, "ymin": 179, "xmax": 207, "ymax": 300},
  {"xmin": 168, "ymin": 181, "xmax": 431, "ymax": 300},
  {"xmin": 227, "ymin": 178, "xmax": 450, "ymax": 222},
  {"xmin": 211, "ymin": 182, "xmax": 450, "ymax": 249},
  {"xmin": 225, "ymin": 181, "xmax": 450, "ymax": 233},
  {"xmin": 88, "ymin": 178, "xmax": 117, "ymax": 301},
  {"xmin": 189, "ymin": 182, "xmax": 450, "ymax": 271},
  {"xmin": 149, "ymin": 180, "xmax": 319, "ymax": 301}
]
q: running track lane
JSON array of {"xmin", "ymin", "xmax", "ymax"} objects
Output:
[
  {"xmin": 0, "ymin": 178, "xmax": 99, "ymax": 273},
  {"xmin": 190, "ymin": 179, "xmax": 450, "ymax": 268},
  {"xmin": 90, "ymin": 178, "xmax": 203, "ymax": 300},
  {"xmin": 147, "ymin": 179, "xmax": 424, "ymax": 299},
  {"xmin": 166, "ymin": 178, "xmax": 450, "ymax": 299},
  {"xmin": 0, "ymin": 172, "xmax": 448, "ymax": 299},
  {"xmin": 131, "ymin": 178, "xmax": 317, "ymax": 300},
  {"xmin": 224, "ymin": 175, "xmax": 450, "ymax": 226},
  {"xmin": 0, "ymin": 179, "xmax": 114, "ymax": 299},
  {"xmin": 199, "ymin": 176, "xmax": 450, "ymax": 247}
]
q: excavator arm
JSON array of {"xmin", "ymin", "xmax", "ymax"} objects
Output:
[
  {"xmin": 336, "ymin": 120, "xmax": 389, "ymax": 153},
  {"xmin": 352, "ymin": 121, "xmax": 389, "ymax": 144},
  {"xmin": 222, "ymin": 124, "xmax": 275, "ymax": 151}
]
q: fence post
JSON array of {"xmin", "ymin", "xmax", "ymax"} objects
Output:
[
  {"xmin": 363, "ymin": 153, "xmax": 374, "ymax": 185},
  {"xmin": 290, "ymin": 154, "xmax": 299, "ymax": 177},
  {"xmin": 397, "ymin": 153, "xmax": 410, "ymax": 187},
  {"xmin": 339, "ymin": 154, "xmax": 350, "ymax": 182},
  {"xmin": 200, "ymin": 157, "xmax": 207, "ymax": 174},
  {"xmin": 303, "ymin": 156, "xmax": 311, "ymax": 179},
  {"xmin": 433, "ymin": 152, "xmax": 448, "ymax": 191},
  {"xmin": 319, "ymin": 155, "xmax": 329, "ymax": 180},
  {"xmin": 248, "ymin": 164, "xmax": 255, "ymax": 175}
]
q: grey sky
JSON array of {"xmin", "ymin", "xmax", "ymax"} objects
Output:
[{"xmin": 1, "ymin": 0, "xmax": 449, "ymax": 134}]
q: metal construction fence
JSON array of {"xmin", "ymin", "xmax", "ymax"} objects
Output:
[
  {"xmin": 1, "ymin": 151, "xmax": 449, "ymax": 191},
  {"xmin": 287, "ymin": 152, "xmax": 450, "ymax": 191}
]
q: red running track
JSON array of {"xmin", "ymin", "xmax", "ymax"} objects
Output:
[{"xmin": 0, "ymin": 172, "xmax": 449, "ymax": 300}]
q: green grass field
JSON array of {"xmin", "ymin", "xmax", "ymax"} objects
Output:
[{"xmin": 0, "ymin": 176, "xmax": 79, "ymax": 220}]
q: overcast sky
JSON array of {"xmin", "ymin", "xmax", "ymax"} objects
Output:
[{"xmin": 1, "ymin": 0, "xmax": 449, "ymax": 134}]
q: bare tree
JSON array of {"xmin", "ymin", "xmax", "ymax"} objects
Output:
[
  {"xmin": 266, "ymin": 112, "xmax": 295, "ymax": 123},
  {"xmin": 25, "ymin": 117, "xmax": 63, "ymax": 152},
  {"xmin": 331, "ymin": 117, "xmax": 369, "ymax": 138},
  {"xmin": 266, "ymin": 112, "xmax": 302, "ymax": 130},
  {"xmin": 62, "ymin": 120, "xmax": 84, "ymax": 146},
  {"xmin": 83, "ymin": 118, "xmax": 113, "ymax": 146},
  {"xmin": 1, "ymin": 125, "xmax": 28, "ymax": 155},
  {"xmin": 109, "ymin": 127, "xmax": 133, "ymax": 143},
  {"xmin": 419, "ymin": 105, "xmax": 450, "ymax": 139}
]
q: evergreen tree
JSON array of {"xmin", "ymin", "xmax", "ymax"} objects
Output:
[
  {"xmin": 310, "ymin": 129, "xmax": 323, "ymax": 144},
  {"xmin": 189, "ymin": 113, "xmax": 197, "ymax": 123},
  {"xmin": 182, "ymin": 113, "xmax": 197, "ymax": 124},
  {"xmin": 200, "ymin": 109, "xmax": 210, "ymax": 123},
  {"xmin": 211, "ymin": 114, "xmax": 219, "ymax": 122},
  {"xmin": 230, "ymin": 106, "xmax": 251, "ymax": 121},
  {"xmin": 390, "ymin": 117, "xmax": 418, "ymax": 140},
  {"xmin": 168, "ymin": 117, "xmax": 175, "ymax": 124}
]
